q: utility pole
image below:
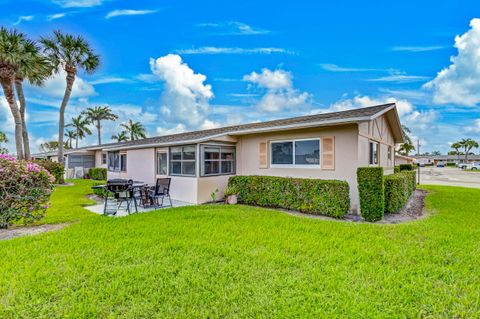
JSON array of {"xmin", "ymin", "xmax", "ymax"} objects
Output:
[{"xmin": 417, "ymin": 139, "xmax": 421, "ymax": 185}]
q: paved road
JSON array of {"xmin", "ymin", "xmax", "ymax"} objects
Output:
[{"xmin": 419, "ymin": 167, "xmax": 480, "ymax": 188}]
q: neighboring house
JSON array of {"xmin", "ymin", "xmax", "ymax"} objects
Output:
[
  {"xmin": 414, "ymin": 154, "xmax": 480, "ymax": 165},
  {"xmin": 395, "ymin": 154, "xmax": 415, "ymax": 165},
  {"xmin": 32, "ymin": 103, "xmax": 404, "ymax": 212}
]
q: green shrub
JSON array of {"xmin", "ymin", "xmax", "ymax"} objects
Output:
[
  {"xmin": 228, "ymin": 175, "xmax": 350, "ymax": 218},
  {"xmin": 384, "ymin": 171, "xmax": 417, "ymax": 213},
  {"xmin": 223, "ymin": 185, "xmax": 238, "ymax": 197},
  {"xmin": 446, "ymin": 162, "xmax": 456, "ymax": 167},
  {"xmin": 92, "ymin": 181, "xmax": 106, "ymax": 198},
  {"xmin": 394, "ymin": 166, "xmax": 400, "ymax": 174},
  {"xmin": 357, "ymin": 167, "xmax": 384, "ymax": 222},
  {"xmin": 89, "ymin": 168, "xmax": 107, "ymax": 180},
  {"xmin": 399, "ymin": 164, "xmax": 414, "ymax": 171},
  {"xmin": 34, "ymin": 159, "xmax": 64, "ymax": 184}
]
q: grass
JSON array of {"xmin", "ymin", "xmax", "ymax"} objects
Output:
[{"xmin": 1, "ymin": 181, "xmax": 480, "ymax": 317}]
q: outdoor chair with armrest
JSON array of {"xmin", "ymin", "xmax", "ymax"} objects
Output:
[{"xmin": 149, "ymin": 178, "xmax": 172, "ymax": 208}]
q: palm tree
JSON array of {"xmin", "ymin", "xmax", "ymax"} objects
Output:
[
  {"xmin": 0, "ymin": 27, "xmax": 32, "ymax": 159},
  {"xmin": 82, "ymin": 106, "xmax": 118, "ymax": 145},
  {"xmin": 451, "ymin": 142, "xmax": 462, "ymax": 163},
  {"xmin": 64, "ymin": 130, "xmax": 76, "ymax": 149},
  {"xmin": 120, "ymin": 120, "xmax": 147, "ymax": 141},
  {"xmin": 40, "ymin": 30, "xmax": 100, "ymax": 164},
  {"xmin": 459, "ymin": 138, "xmax": 479, "ymax": 162},
  {"xmin": 66, "ymin": 115, "xmax": 91, "ymax": 148},
  {"xmin": 398, "ymin": 143, "xmax": 415, "ymax": 156},
  {"xmin": 14, "ymin": 40, "xmax": 52, "ymax": 160},
  {"xmin": 111, "ymin": 131, "xmax": 128, "ymax": 142}
]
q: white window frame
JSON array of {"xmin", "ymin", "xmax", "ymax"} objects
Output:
[
  {"xmin": 369, "ymin": 141, "xmax": 380, "ymax": 166},
  {"xmin": 156, "ymin": 151, "xmax": 168, "ymax": 175},
  {"xmin": 270, "ymin": 138, "xmax": 321, "ymax": 168}
]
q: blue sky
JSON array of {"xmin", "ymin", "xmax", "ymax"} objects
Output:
[{"xmin": 1, "ymin": 0, "xmax": 480, "ymax": 154}]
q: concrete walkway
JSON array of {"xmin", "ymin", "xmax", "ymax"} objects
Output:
[{"xmin": 85, "ymin": 199, "xmax": 192, "ymax": 217}]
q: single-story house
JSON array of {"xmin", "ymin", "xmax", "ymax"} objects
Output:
[
  {"xmin": 395, "ymin": 154, "xmax": 415, "ymax": 165},
  {"xmin": 33, "ymin": 103, "xmax": 404, "ymax": 212},
  {"xmin": 414, "ymin": 154, "xmax": 480, "ymax": 165}
]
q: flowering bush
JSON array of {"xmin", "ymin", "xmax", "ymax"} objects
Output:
[
  {"xmin": 0, "ymin": 154, "xmax": 55, "ymax": 228},
  {"xmin": 34, "ymin": 159, "xmax": 65, "ymax": 184}
]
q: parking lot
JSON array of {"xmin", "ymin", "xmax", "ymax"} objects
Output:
[{"xmin": 419, "ymin": 167, "xmax": 480, "ymax": 188}]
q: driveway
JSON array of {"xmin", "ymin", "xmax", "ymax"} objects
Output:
[{"xmin": 419, "ymin": 167, "xmax": 480, "ymax": 188}]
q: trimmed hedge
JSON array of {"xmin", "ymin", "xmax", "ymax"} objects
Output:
[
  {"xmin": 394, "ymin": 166, "xmax": 400, "ymax": 174},
  {"xmin": 228, "ymin": 175, "xmax": 350, "ymax": 218},
  {"xmin": 357, "ymin": 167, "xmax": 384, "ymax": 222},
  {"xmin": 399, "ymin": 164, "xmax": 414, "ymax": 171},
  {"xmin": 384, "ymin": 171, "xmax": 417, "ymax": 213},
  {"xmin": 34, "ymin": 159, "xmax": 65, "ymax": 184},
  {"xmin": 89, "ymin": 168, "xmax": 107, "ymax": 181}
]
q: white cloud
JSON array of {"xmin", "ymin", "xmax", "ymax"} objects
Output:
[
  {"xmin": 0, "ymin": 96, "xmax": 14, "ymax": 134},
  {"xmin": 196, "ymin": 21, "xmax": 270, "ymax": 35},
  {"xmin": 51, "ymin": 0, "xmax": 104, "ymax": 8},
  {"xmin": 392, "ymin": 46, "xmax": 445, "ymax": 52},
  {"xmin": 244, "ymin": 68, "xmax": 311, "ymax": 112},
  {"xmin": 319, "ymin": 64, "xmax": 379, "ymax": 72},
  {"xmin": 150, "ymin": 54, "xmax": 213, "ymax": 129},
  {"xmin": 326, "ymin": 95, "xmax": 437, "ymax": 131},
  {"xmin": 90, "ymin": 76, "xmax": 129, "ymax": 85},
  {"xmin": 47, "ymin": 13, "xmax": 67, "ymax": 21},
  {"xmin": 368, "ymin": 74, "xmax": 430, "ymax": 83},
  {"xmin": 13, "ymin": 15, "xmax": 34, "ymax": 25},
  {"xmin": 32, "ymin": 70, "xmax": 96, "ymax": 99},
  {"xmin": 156, "ymin": 124, "xmax": 187, "ymax": 136},
  {"xmin": 175, "ymin": 47, "xmax": 292, "ymax": 55},
  {"xmin": 466, "ymin": 119, "xmax": 480, "ymax": 133},
  {"xmin": 106, "ymin": 9, "xmax": 159, "ymax": 19},
  {"xmin": 424, "ymin": 18, "xmax": 480, "ymax": 106}
]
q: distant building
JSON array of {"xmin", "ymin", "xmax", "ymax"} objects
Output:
[{"xmin": 413, "ymin": 154, "xmax": 480, "ymax": 165}]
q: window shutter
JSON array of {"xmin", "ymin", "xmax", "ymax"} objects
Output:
[
  {"xmin": 321, "ymin": 137, "xmax": 335, "ymax": 170},
  {"xmin": 259, "ymin": 141, "xmax": 268, "ymax": 169}
]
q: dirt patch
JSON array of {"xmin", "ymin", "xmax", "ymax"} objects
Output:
[
  {"xmin": 55, "ymin": 182, "xmax": 75, "ymax": 187},
  {"xmin": 86, "ymin": 193, "xmax": 104, "ymax": 204},
  {"xmin": 281, "ymin": 189, "xmax": 428, "ymax": 224},
  {"xmin": 0, "ymin": 223, "xmax": 69, "ymax": 241}
]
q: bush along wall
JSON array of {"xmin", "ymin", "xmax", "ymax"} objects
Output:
[
  {"xmin": 384, "ymin": 170, "xmax": 416, "ymax": 213},
  {"xmin": 89, "ymin": 168, "xmax": 107, "ymax": 181},
  {"xmin": 399, "ymin": 164, "xmax": 414, "ymax": 171},
  {"xmin": 357, "ymin": 167, "xmax": 384, "ymax": 222},
  {"xmin": 35, "ymin": 159, "xmax": 65, "ymax": 184},
  {"xmin": 228, "ymin": 176, "xmax": 350, "ymax": 218}
]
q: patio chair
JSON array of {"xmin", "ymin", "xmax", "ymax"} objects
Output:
[
  {"xmin": 149, "ymin": 178, "xmax": 172, "ymax": 208},
  {"xmin": 104, "ymin": 179, "xmax": 138, "ymax": 215}
]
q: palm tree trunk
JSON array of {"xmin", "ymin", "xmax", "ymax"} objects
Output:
[
  {"xmin": 14, "ymin": 78, "xmax": 30, "ymax": 160},
  {"xmin": 58, "ymin": 69, "xmax": 76, "ymax": 164},
  {"xmin": 97, "ymin": 120, "xmax": 101, "ymax": 145},
  {"xmin": 76, "ymin": 128, "xmax": 79, "ymax": 149},
  {"xmin": 0, "ymin": 77, "xmax": 24, "ymax": 159},
  {"xmin": 464, "ymin": 146, "xmax": 468, "ymax": 163}
]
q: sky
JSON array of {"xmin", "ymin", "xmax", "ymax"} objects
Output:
[{"xmin": 1, "ymin": 0, "xmax": 480, "ymax": 154}]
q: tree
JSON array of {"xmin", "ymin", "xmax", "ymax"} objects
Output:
[
  {"xmin": 0, "ymin": 27, "xmax": 32, "ymax": 159},
  {"xmin": 111, "ymin": 131, "xmax": 128, "ymax": 142},
  {"xmin": 397, "ymin": 125, "xmax": 415, "ymax": 156},
  {"xmin": 64, "ymin": 130, "xmax": 76, "ymax": 149},
  {"xmin": 14, "ymin": 39, "xmax": 52, "ymax": 160},
  {"xmin": 66, "ymin": 115, "xmax": 91, "ymax": 148},
  {"xmin": 0, "ymin": 131, "xmax": 8, "ymax": 154},
  {"xmin": 398, "ymin": 143, "xmax": 415, "ymax": 156},
  {"xmin": 40, "ymin": 30, "xmax": 100, "ymax": 164},
  {"xmin": 431, "ymin": 151, "xmax": 441, "ymax": 156},
  {"xmin": 451, "ymin": 142, "xmax": 462, "ymax": 163},
  {"xmin": 459, "ymin": 138, "xmax": 479, "ymax": 162},
  {"xmin": 120, "ymin": 120, "xmax": 147, "ymax": 141},
  {"xmin": 82, "ymin": 106, "xmax": 118, "ymax": 145},
  {"xmin": 39, "ymin": 141, "xmax": 69, "ymax": 152}
]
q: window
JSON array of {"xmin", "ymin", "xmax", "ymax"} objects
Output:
[
  {"xmin": 108, "ymin": 151, "xmax": 127, "ymax": 172},
  {"xmin": 369, "ymin": 142, "xmax": 379, "ymax": 165},
  {"xmin": 387, "ymin": 146, "xmax": 392, "ymax": 161},
  {"xmin": 271, "ymin": 139, "xmax": 320, "ymax": 167},
  {"xmin": 156, "ymin": 152, "xmax": 167, "ymax": 175},
  {"xmin": 102, "ymin": 153, "xmax": 107, "ymax": 164},
  {"xmin": 200, "ymin": 145, "xmax": 235, "ymax": 176},
  {"xmin": 170, "ymin": 145, "xmax": 196, "ymax": 176}
]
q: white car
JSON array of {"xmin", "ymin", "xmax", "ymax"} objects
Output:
[{"xmin": 469, "ymin": 163, "xmax": 480, "ymax": 170}]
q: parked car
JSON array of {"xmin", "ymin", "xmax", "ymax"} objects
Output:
[
  {"xmin": 436, "ymin": 162, "xmax": 445, "ymax": 168},
  {"xmin": 458, "ymin": 163, "xmax": 469, "ymax": 169},
  {"xmin": 468, "ymin": 163, "xmax": 480, "ymax": 170}
]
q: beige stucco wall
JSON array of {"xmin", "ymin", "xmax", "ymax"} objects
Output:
[
  {"xmin": 235, "ymin": 124, "xmax": 361, "ymax": 211},
  {"xmin": 107, "ymin": 148, "xmax": 156, "ymax": 184},
  {"xmin": 358, "ymin": 114, "xmax": 395, "ymax": 175},
  {"xmin": 94, "ymin": 150, "xmax": 107, "ymax": 168},
  {"xmin": 197, "ymin": 175, "xmax": 231, "ymax": 203}
]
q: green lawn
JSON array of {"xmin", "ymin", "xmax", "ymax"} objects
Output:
[{"xmin": 1, "ymin": 181, "xmax": 479, "ymax": 318}]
